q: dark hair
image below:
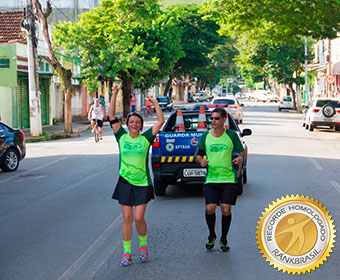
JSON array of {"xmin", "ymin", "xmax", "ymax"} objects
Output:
[
  {"xmin": 126, "ymin": 112, "xmax": 144, "ymax": 129},
  {"xmin": 212, "ymin": 107, "xmax": 227, "ymax": 118}
]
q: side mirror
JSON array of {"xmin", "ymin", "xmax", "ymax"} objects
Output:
[{"xmin": 241, "ymin": 128, "xmax": 252, "ymax": 136}]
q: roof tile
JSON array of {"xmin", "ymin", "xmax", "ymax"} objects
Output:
[{"xmin": 0, "ymin": 11, "xmax": 26, "ymax": 44}]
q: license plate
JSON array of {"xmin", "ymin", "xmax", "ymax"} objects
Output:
[{"xmin": 183, "ymin": 168, "xmax": 206, "ymax": 177}]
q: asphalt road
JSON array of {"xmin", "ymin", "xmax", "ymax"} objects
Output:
[{"xmin": 1, "ymin": 101, "xmax": 339, "ymax": 280}]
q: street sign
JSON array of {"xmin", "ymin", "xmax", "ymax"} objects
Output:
[
  {"xmin": 326, "ymin": 74, "xmax": 336, "ymax": 84},
  {"xmin": 227, "ymin": 78, "xmax": 233, "ymax": 84}
]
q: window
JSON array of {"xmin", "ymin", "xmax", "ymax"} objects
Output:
[
  {"xmin": 157, "ymin": 97, "xmax": 169, "ymax": 103},
  {"xmin": 212, "ymin": 99, "xmax": 235, "ymax": 105},
  {"xmin": 316, "ymin": 100, "xmax": 340, "ymax": 108}
]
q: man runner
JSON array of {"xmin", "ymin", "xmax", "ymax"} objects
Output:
[{"xmin": 196, "ymin": 107, "xmax": 245, "ymax": 252}]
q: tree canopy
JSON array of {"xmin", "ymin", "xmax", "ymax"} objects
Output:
[
  {"xmin": 202, "ymin": 0, "xmax": 340, "ymax": 43},
  {"xmin": 163, "ymin": 4, "xmax": 238, "ymax": 92},
  {"xmin": 53, "ymin": 0, "xmax": 183, "ymax": 117}
]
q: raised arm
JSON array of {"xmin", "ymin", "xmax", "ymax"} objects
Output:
[
  {"xmin": 147, "ymin": 95, "xmax": 165, "ymax": 135},
  {"xmin": 108, "ymin": 83, "xmax": 123, "ymax": 133}
]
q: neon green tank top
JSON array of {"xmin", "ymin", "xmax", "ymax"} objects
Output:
[
  {"xmin": 204, "ymin": 132, "xmax": 235, "ymax": 183},
  {"xmin": 114, "ymin": 126, "xmax": 155, "ymax": 186}
]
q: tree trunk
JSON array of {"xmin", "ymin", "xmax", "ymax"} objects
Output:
[
  {"xmin": 290, "ymin": 83, "xmax": 297, "ymax": 110},
  {"xmin": 164, "ymin": 73, "xmax": 173, "ymax": 98},
  {"xmin": 34, "ymin": 0, "xmax": 74, "ymax": 133},
  {"xmin": 122, "ymin": 78, "xmax": 133, "ymax": 121},
  {"xmin": 64, "ymin": 88, "xmax": 73, "ymax": 133}
]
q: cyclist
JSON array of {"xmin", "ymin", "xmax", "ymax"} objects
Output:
[
  {"xmin": 88, "ymin": 98, "xmax": 104, "ymax": 140},
  {"xmin": 196, "ymin": 107, "xmax": 245, "ymax": 252},
  {"xmin": 108, "ymin": 84, "xmax": 165, "ymax": 267},
  {"xmin": 145, "ymin": 97, "xmax": 153, "ymax": 116}
]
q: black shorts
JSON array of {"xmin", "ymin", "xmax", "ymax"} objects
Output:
[
  {"xmin": 92, "ymin": 119, "xmax": 103, "ymax": 128},
  {"xmin": 204, "ymin": 183, "xmax": 238, "ymax": 205},
  {"xmin": 112, "ymin": 176, "xmax": 155, "ymax": 206}
]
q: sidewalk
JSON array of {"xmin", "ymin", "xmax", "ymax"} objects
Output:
[{"xmin": 22, "ymin": 120, "xmax": 91, "ymax": 143}]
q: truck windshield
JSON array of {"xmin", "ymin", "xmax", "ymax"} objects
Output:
[
  {"xmin": 157, "ymin": 97, "xmax": 169, "ymax": 103},
  {"xmin": 212, "ymin": 99, "xmax": 235, "ymax": 105},
  {"xmin": 164, "ymin": 113, "xmax": 237, "ymax": 132}
]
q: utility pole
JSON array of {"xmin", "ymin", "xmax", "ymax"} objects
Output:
[
  {"xmin": 74, "ymin": 0, "xmax": 78, "ymax": 21},
  {"xmin": 304, "ymin": 36, "xmax": 309, "ymax": 105},
  {"xmin": 25, "ymin": 0, "xmax": 42, "ymax": 136}
]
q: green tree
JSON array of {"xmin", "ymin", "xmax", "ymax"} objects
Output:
[
  {"xmin": 264, "ymin": 41, "xmax": 306, "ymax": 109},
  {"xmin": 164, "ymin": 4, "xmax": 231, "ymax": 94},
  {"xmin": 54, "ymin": 0, "xmax": 183, "ymax": 118},
  {"xmin": 203, "ymin": 0, "xmax": 340, "ymax": 43}
]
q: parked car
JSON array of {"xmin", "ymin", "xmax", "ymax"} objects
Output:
[
  {"xmin": 151, "ymin": 110, "xmax": 252, "ymax": 196},
  {"xmin": 248, "ymin": 90, "xmax": 270, "ymax": 101},
  {"xmin": 268, "ymin": 93, "xmax": 279, "ymax": 102},
  {"xmin": 302, "ymin": 98, "xmax": 340, "ymax": 131},
  {"xmin": 192, "ymin": 91, "xmax": 211, "ymax": 102},
  {"xmin": 278, "ymin": 96, "xmax": 294, "ymax": 111},
  {"xmin": 0, "ymin": 121, "xmax": 26, "ymax": 172},
  {"xmin": 157, "ymin": 96, "xmax": 173, "ymax": 112},
  {"xmin": 211, "ymin": 97, "xmax": 244, "ymax": 123},
  {"xmin": 253, "ymin": 92, "xmax": 272, "ymax": 102}
]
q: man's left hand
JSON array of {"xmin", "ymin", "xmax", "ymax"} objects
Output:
[{"xmin": 232, "ymin": 156, "xmax": 243, "ymax": 166}]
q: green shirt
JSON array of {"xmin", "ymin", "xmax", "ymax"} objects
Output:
[
  {"xmin": 198, "ymin": 129, "xmax": 245, "ymax": 184},
  {"xmin": 114, "ymin": 126, "xmax": 155, "ymax": 186}
]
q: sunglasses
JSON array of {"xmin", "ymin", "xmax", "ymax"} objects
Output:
[{"xmin": 211, "ymin": 117, "xmax": 221, "ymax": 120}]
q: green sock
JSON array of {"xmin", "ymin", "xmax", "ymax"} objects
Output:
[
  {"xmin": 138, "ymin": 234, "xmax": 147, "ymax": 247},
  {"xmin": 123, "ymin": 240, "xmax": 131, "ymax": 254}
]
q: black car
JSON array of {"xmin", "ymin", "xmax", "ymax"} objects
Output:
[
  {"xmin": 157, "ymin": 96, "xmax": 173, "ymax": 112},
  {"xmin": 0, "ymin": 121, "xmax": 26, "ymax": 172}
]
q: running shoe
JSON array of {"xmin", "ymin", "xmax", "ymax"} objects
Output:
[
  {"xmin": 139, "ymin": 246, "xmax": 148, "ymax": 262},
  {"xmin": 91, "ymin": 128, "xmax": 94, "ymax": 133},
  {"xmin": 100, "ymin": 136, "xmax": 103, "ymax": 140},
  {"xmin": 120, "ymin": 253, "xmax": 132, "ymax": 267},
  {"xmin": 205, "ymin": 235, "xmax": 216, "ymax": 250},
  {"xmin": 219, "ymin": 239, "xmax": 230, "ymax": 252}
]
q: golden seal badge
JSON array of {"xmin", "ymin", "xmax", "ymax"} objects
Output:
[{"xmin": 256, "ymin": 194, "xmax": 336, "ymax": 274}]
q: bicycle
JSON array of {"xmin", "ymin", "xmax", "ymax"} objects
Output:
[
  {"xmin": 89, "ymin": 118, "xmax": 100, "ymax": 143},
  {"xmin": 141, "ymin": 106, "xmax": 154, "ymax": 117}
]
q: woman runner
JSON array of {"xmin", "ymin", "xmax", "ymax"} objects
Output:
[{"xmin": 108, "ymin": 83, "xmax": 165, "ymax": 267}]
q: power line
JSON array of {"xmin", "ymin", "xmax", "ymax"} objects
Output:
[{"xmin": 43, "ymin": 0, "xmax": 73, "ymax": 22}]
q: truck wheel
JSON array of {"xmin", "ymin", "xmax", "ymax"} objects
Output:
[{"xmin": 154, "ymin": 180, "xmax": 167, "ymax": 196}]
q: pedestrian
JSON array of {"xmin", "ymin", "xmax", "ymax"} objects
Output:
[
  {"xmin": 99, "ymin": 94, "xmax": 105, "ymax": 106},
  {"xmin": 195, "ymin": 107, "xmax": 245, "ymax": 252},
  {"xmin": 108, "ymin": 83, "xmax": 165, "ymax": 267},
  {"xmin": 131, "ymin": 94, "xmax": 136, "ymax": 113}
]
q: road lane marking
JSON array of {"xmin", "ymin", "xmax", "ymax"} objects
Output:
[
  {"xmin": 86, "ymin": 240, "xmax": 121, "ymax": 280},
  {"xmin": 57, "ymin": 214, "xmax": 122, "ymax": 280},
  {"xmin": 330, "ymin": 181, "xmax": 340, "ymax": 195},
  {"xmin": 309, "ymin": 158, "xmax": 324, "ymax": 171},
  {"xmin": 0, "ymin": 157, "xmax": 66, "ymax": 185}
]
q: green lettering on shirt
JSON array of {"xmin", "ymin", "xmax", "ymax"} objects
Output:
[{"xmin": 114, "ymin": 126, "xmax": 155, "ymax": 186}]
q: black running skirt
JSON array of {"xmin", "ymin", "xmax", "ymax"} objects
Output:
[{"xmin": 112, "ymin": 176, "xmax": 155, "ymax": 206}]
